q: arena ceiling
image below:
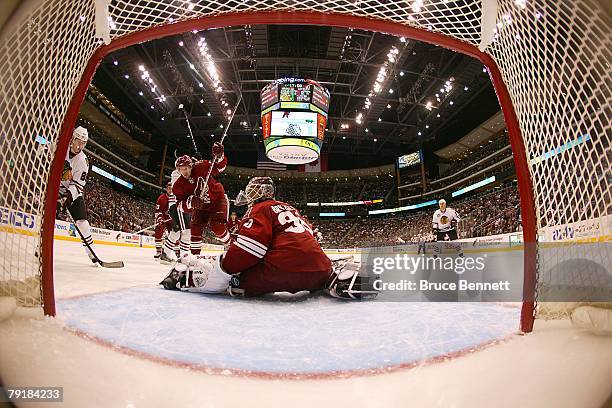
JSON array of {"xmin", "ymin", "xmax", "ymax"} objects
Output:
[{"xmin": 92, "ymin": 24, "xmax": 501, "ymax": 169}]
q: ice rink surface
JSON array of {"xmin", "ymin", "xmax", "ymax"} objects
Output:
[{"xmin": 1, "ymin": 239, "xmax": 611, "ymax": 407}]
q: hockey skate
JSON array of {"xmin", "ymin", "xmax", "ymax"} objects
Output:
[{"xmin": 159, "ymin": 250, "xmax": 176, "ymax": 265}]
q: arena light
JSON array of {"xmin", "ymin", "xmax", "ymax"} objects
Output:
[
  {"xmin": 411, "ymin": 0, "xmax": 423, "ymax": 13},
  {"xmin": 137, "ymin": 64, "xmax": 166, "ymax": 107},
  {"xmin": 369, "ymin": 199, "xmax": 437, "ymax": 215},
  {"xmin": 197, "ymin": 37, "xmax": 222, "ymax": 92},
  {"xmin": 515, "ymin": 0, "xmax": 527, "ymax": 9},
  {"xmin": 452, "ymin": 176, "xmax": 496, "ymax": 198},
  {"xmin": 92, "ymin": 165, "xmax": 133, "ymax": 189}
]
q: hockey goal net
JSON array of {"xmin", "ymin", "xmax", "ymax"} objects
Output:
[{"xmin": 0, "ymin": 0, "xmax": 609, "ymax": 331}]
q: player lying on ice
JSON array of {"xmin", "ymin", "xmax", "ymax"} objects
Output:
[{"xmin": 160, "ymin": 176, "xmax": 377, "ymax": 300}]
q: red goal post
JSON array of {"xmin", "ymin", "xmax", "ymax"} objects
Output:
[{"xmin": 0, "ymin": 1, "xmax": 609, "ymax": 333}]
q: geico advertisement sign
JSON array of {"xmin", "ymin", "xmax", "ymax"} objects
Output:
[{"xmin": 0, "ymin": 207, "xmax": 36, "ymax": 230}]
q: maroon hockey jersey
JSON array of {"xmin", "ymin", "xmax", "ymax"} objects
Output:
[
  {"xmin": 222, "ymin": 199, "xmax": 331, "ymax": 275},
  {"xmin": 172, "ymin": 155, "xmax": 227, "ymax": 213},
  {"xmin": 155, "ymin": 193, "xmax": 170, "ymax": 217}
]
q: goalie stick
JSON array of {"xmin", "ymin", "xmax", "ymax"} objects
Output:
[{"xmin": 64, "ymin": 211, "xmax": 124, "ymax": 268}]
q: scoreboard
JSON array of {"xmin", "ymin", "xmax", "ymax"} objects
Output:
[{"xmin": 260, "ymin": 78, "xmax": 330, "ymax": 164}]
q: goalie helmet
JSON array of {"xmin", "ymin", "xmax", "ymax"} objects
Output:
[
  {"xmin": 72, "ymin": 126, "xmax": 89, "ymax": 143},
  {"xmin": 235, "ymin": 177, "xmax": 274, "ymax": 207}
]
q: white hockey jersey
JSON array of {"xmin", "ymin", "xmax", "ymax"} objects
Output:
[
  {"xmin": 432, "ymin": 208, "xmax": 459, "ymax": 232},
  {"xmin": 168, "ymin": 169, "xmax": 181, "ymax": 207},
  {"xmin": 59, "ymin": 150, "xmax": 89, "ymax": 200}
]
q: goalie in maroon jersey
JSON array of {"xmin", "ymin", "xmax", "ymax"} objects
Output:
[
  {"xmin": 160, "ymin": 177, "xmax": 377, "ymax": 300},
  {"xmin": 153, "ymin": 181, "xmax": 175, "ymax": 260},
  {"xmin": 172, "ymin": 142, "xmax": 231, "ymax": 254}
]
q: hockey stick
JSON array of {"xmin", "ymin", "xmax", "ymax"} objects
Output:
[
  {"xmin": 64, "ymin": 211, "xmax": 124, "ymax": 268},
  {"xmin": 199, "ymin": 92, "xmax": 243, "ymax": 194},
  {"xmin": 133, "ymin": 222, "xmax": 160, "ymax": 234},
  {"xmin": 131, "ymin": 215, "xmax": 173, "ymax": 235},
  {"xmin": 178, "ymin": 104, "xmax": 200, "ymax": 157}
]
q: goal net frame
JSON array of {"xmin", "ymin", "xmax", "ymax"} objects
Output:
[{"xmin": 1, "ymin": 1, "xmax": 609, "ymax": 334}]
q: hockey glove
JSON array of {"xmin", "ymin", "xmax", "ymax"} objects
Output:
[
  {"xmin": 212, "ymin": 142, "xmax": 224, "ymax": 159},
  {"xmin": 57, "ymin": 194, "xmax": 73, "ymax": 214}
]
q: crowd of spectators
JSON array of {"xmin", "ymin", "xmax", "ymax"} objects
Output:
[
  {"xmin": 57, "ymin": 175, "xmax": 155, "ymax": 233},
  {"xmin": 314, "ymin": 182, "xmax": 522, "ymax": 247},
  {"xmin": 76, "ymin": 118, "xmax": 147, "ymax": 167},
  {"xmin": 58, "ymin": 168, "xmax": 521, "ymax": 250},
  {"xmin": 438, "ymin": 132, "xmax": 511, "ymax": 178}
]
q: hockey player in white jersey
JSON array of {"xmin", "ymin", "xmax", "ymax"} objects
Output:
[
  {"xmin": 159, "ymin": 165, "xmax": 191, "ymax": 263},
  {"xmin": 432, "ymin": 199, "xmax": 459, "ymax": 241},
  {"xmin": 57, "ymin": 126, "xmax": 98, "ymax": 264}
]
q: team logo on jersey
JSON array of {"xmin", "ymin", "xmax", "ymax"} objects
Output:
[
  {"xmin": 195, "ymin": 177, "xmax": 210, "ymax": 203},
  {"xmin": 61, "ymin": 160, "xmax": 73, "ymax": 181},
  {"xmin": 440, "ymin": 215, "xmax": 449, "ymax": 224}
]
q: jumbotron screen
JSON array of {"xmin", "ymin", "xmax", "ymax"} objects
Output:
[
  {"xmin": 270, "ymin": 111, "xmax": 318, "ymax": 138},
  {"xmin": 261, "ymin": 78, "xmax": 330, "ymax": 112},
  {"xmin": 279, "ymin": 83, "xmax": 312, "ymax": 103}
]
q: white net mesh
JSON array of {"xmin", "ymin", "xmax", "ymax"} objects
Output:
[{"xmin": 0, "ymin": 0, "xmax": 609, "ymax": 322}]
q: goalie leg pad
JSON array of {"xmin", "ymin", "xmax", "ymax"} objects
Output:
[
  {"xmin": 179, "ymin": 255, "xmax": 232, "ymax": 294},
  {"xmin": 328, "ymin": 257, "xmax": 378, "ymax": 300}
]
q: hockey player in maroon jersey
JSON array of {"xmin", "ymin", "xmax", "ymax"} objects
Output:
[
  {"xmin": 226, "ymin": 211, "xmax": 240, "ymax": 238},
  {"xmin": 171, "ymin": 142, "xmax": 231, "ymax": 254},
  {"xmin": 160, "ymin": 177, "xmax": 377, "ymax": 300},
  {"xmin": 153, "ymin": 181, "xmax": 174, "ymax": 260}
]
